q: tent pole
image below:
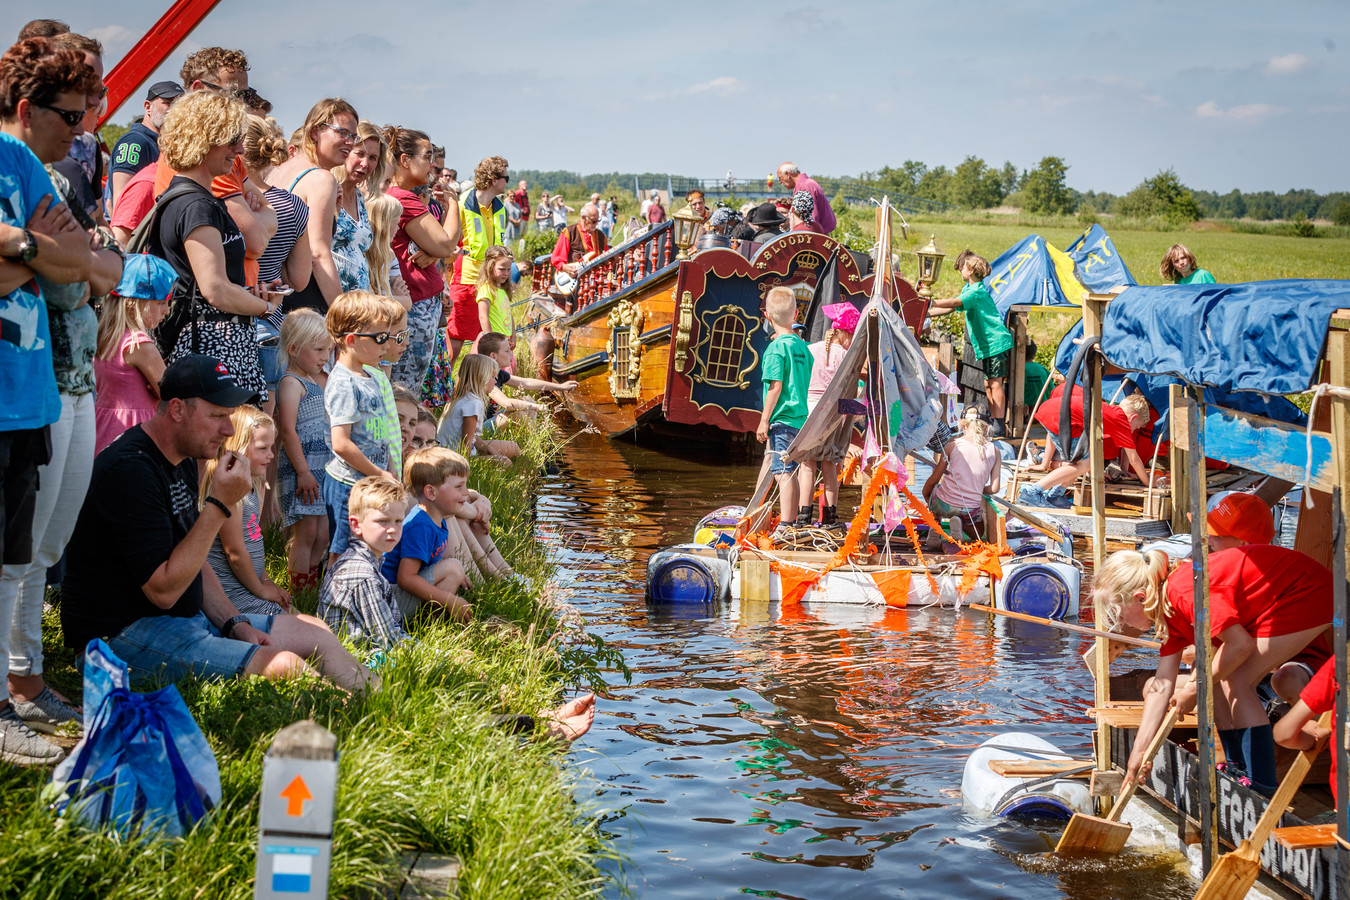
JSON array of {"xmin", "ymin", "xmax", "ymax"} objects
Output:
[
  {"xmin": 1083, "ymin": 294, "xmax": 1110, "ymax": 790},
  {"xmin": 1187, "ymin": 386, "xmax": 1218, "ymax": 875}
]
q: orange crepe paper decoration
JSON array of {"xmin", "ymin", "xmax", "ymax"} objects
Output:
[{"xmin": 870, "ymin": 568, "xmax": 912, "ymax": 608}]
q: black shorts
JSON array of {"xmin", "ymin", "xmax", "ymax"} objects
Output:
[
  {"xmin": 981, "ymin": 350, "xmax": 1010, "ymax": 380},
  {"xmin": 0, "ymin": 426, "xmax": 52, "ymax": 566}
]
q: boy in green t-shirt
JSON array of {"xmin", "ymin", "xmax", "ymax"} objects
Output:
[
  {"xmin": 930, "ymin": 252, "xmax": 1014, "ymax": 436},
  {"xmin": 1023, "ymin": 339, "xmax": 1050, "ymax": 411},
  {"xmin": 756, "ymin": 287, "xmax": 813, "ymax": 533}
]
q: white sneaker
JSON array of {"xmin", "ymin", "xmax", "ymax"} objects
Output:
[{"xmin": 0, "ymin": 704, "xmax": 65, "ymax": 766}]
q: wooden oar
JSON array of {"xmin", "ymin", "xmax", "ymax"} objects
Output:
[
  {"xmin": 967, "ymin": 604, "xmax": 1161, "ymax": 649},
  {"xmin": 1192, "ymin": 710, "xmax": 1333, "ymax": 900},
  {"xmin": 1055, "ymin": 705, "xmax": 1182, "ymax": 854}
]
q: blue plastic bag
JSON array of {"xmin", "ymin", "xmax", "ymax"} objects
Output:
[{"xmin": 49, "ymin": 640, "xmax": 221, "ymax": 838}]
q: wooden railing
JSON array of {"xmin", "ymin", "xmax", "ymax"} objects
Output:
[{"xmin": 530, "ymin": 221, "xmax": 677, "ymax": 313}]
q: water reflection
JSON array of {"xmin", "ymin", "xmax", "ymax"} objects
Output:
[{"xmin": 547, "ymin": 428, "xmax": 1186, "ymax": 899}]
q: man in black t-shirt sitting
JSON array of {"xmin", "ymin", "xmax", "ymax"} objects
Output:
[{"xmin": 60, "ymin": 356, "xmax": 374, "ymax": 691}]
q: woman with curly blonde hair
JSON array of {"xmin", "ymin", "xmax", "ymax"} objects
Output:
[
  {"xmin": 155, "ymin": 90, "xmax": 279, "ymax": 402},
  {"xmin": 1095, "ymin": 495, "xmax": 1331, "ymax": 795}
]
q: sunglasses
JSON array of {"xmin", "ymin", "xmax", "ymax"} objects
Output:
[
  {"xmin": 347, "ymin": 329, "xmax": 408, "ymax": 345},
  {"xmin": 37, "ymin": 103, "xmax": 85, "ymax": 127}
]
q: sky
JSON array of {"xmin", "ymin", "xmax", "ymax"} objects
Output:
[{"xmin": 5, "ymin": 0, "xmax": 1347, "ymax": 195}]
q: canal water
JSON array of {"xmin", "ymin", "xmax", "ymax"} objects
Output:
[{"xmin": 543, "ymin": 428, "xmax": 1195, "ymax": 899}]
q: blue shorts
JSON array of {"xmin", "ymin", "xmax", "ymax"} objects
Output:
[
  {"xmin": 767, "ymin": 422, "xmax": 800, "ymax": 475},
  {"xmin": 104, "ymin": 611, "xmax": 275, "ymax": 686},
  {"xmin": 255, "ymin": 318, "xmax": 285, "ymax": 391},
  {"xmin": 324, "ymin": 476, "xmax": 355, "ymax": 555}
]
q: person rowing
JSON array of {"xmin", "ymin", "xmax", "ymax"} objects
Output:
[{"xmin": 1091, "ymin": 491, "xmax": 1332, "ymax": 795}]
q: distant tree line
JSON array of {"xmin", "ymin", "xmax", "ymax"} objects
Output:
[{"xmin": 516, "ymin": 160, "xmax": 1350, "ymax": 227}]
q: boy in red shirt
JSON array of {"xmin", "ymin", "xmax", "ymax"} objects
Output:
[
  {"xmin": 1274, "ymin": 658, "xmax": 1339, "ymax": 804},
  {"xmin": 1019, "ymin": 385, "xmax": 1155, "ymax": 508}
]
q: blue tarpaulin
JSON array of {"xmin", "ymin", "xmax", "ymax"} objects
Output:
[
  {"xmin": 1050, "ymin": 281, "xmax": 1337, "ymax": 438},
  {"xmin": 1101, "ymin": 280, "xmax": 1350, "ymax": 395},
  {"xmin": 1066, "ymin": 225, "xmax": 1136, "ymax": 293}
]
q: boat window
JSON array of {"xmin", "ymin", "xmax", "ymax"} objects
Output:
[{"xmin": 703, "ymin": 312, "xmax": 746, "ymax": 387}]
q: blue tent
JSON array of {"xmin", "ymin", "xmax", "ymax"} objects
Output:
[
  {"xmin": 984, "ymin": 234, "xmax": 1077, "ymax": 317},
  {"xmin": 1065, "ymin": 225, "xmax": 1136, "ymax": 294}
]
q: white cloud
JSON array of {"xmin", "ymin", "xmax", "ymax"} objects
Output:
[
  {"xmin": 1195, "ymin": 100, "xmax": 1287, "ymax": 122},
  {"xmin": 1266, "ymin": 52, "xmax": 1312, "ymax": 75},
  {"xmin": 86, "ymin": 24, "xmax": 137, "ymax": 58},
  {"xmin": 679, "ymin": 76, "xmax": 745, "ymax": 97}
]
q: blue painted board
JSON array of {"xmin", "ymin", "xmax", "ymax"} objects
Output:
[{"xmin": 1174, "ymin": 406, "xmax": 1334, "ymax": 490}]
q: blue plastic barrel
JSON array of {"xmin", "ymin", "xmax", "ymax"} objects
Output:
[
  {"xmin": 648, "ymin": 557, "xmax": 719, "ymax": 603},
  {"xmin": 1000, "ymin": 564, "xmax": 1071, "ymax": 620}
]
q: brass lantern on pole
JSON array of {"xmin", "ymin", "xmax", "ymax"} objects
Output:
[
  {"xmin": 914, "ymin": 234, "xmax": 945, "ymax": 299},
  {"xmin": 672, "ymin": 202, "xmax": 702, "ymax": 260}
]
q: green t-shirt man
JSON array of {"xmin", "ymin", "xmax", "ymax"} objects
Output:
[
  {"xmin": 1024, "ymin": 359, "xmax": 1050, "ymax": 408},
  {"xmin": 960, "ymin": 281, "xmax": 1014, "ymax": 359},
  {"xmin": 762, "ymin": 332, "xmax": 812, "ymax": 428}
]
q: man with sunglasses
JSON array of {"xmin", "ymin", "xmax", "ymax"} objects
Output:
[{"xmin": 445, "ymin": 156, "xmax": 511, "ymax": 361}]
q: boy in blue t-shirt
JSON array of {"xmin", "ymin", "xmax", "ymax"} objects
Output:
[
  {"xmin": 380, "ymin": 447, "xmax": 471, "ymax": 623},
  {"xmin": 755, "ymin": 287, "xmax": 813, "ymax": 534}
]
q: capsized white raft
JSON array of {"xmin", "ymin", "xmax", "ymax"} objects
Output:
[{"xmin": 961, "ymin": 732, "xmax": 1094, "ymax": 821}]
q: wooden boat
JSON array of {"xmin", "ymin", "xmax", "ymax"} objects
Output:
[{"xmin": 528, "ymin": 218, "xmax": 927, "ymax": 440}]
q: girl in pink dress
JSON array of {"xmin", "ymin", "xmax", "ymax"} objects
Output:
[{"xmin": 93, "ymin": 255, "xmax": 176, "ymax": 455}]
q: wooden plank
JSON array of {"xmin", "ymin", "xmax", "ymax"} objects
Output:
[
  {"xmin": 1296, "ymin": 388, "xmax": 1335, "ymax": 570},
  {"xmin": 1027, "ymin": 508, "xmax": 1171, "ymax": 539},
  {"xmin": 988, "ymin": 759, "xmax": 1094, "ymax": 777},
  {"xmin": 741, "ymin": 558, "xmax": 771, "ymax": 602},
  {"xmin": 1168, "ymin": 388, "xmax": 1191, "ymax": 533},
  {"xmin": 1090, "ymin": 707, "xmax": 1198, "ymax": 729},
  {"xmin": 1084, "ymin": 294, "xmax": 1110, "ymax": 792},
  {"xmin": 1170, "ymin": 404, "xmax": 1335, "ymax": 491},
  {"xmin": 1273, "ymin": 823, "xmax": 1339, "ymax": 851}
]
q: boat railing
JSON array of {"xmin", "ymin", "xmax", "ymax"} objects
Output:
[{"xmin": 530, "ymin": 220, "xmax": 677, "ymax": 313}]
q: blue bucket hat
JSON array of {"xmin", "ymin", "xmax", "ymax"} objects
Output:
[{"xmin": 113, "ymin": 254, "xmax": 179, "ymax": 301}]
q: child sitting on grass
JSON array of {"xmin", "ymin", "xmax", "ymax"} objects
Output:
[
  {"xmin": 755, "ymin": 286, "xmax": 812, "ymax": 537},
  {"xmin": 204, "ymin": 407, "xmax": 294, "ymax": 614},
  {"xmin": 478, "ymin": 331, "xmax": 578, "ymax": 428},
  {"xmin": 437, "ymin": 353, "xmax": 520, "ymax": 462},
  {"xmin": 318, "ymin": 476, "xmax": 413, "ymax": 648},
  {"xmin": 318, "ymin": 475, "xmax": 595, "ymax": 741},
  {"xmin": 410, "ymin": 406, "xmax": 438, "ymax": 452},
  {"xmin": 381, "ymin": 447, "xmax": 472, "ymax": 624}
]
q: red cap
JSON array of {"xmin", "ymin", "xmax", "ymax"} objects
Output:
[{"xmin": 1206, "ymin": 492, "xmax": 1274, "ymax": 545}]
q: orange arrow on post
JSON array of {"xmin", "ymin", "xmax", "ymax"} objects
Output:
[{"xmin": 279, "ymin": 775, "xmax": 312, "ymax": 817}]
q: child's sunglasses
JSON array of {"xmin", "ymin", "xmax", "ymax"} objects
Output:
[{"xmin": 347, "ymin": 330, "xmax": 408, "ymax": 345}]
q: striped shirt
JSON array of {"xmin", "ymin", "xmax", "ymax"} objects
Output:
[
  {"xmin": 317, "ymin": 540, "xmax": 409, "ymax": 649},
  {"xmin": 259, "ymin": 186, "xmax": 309, "ymax": 329}
]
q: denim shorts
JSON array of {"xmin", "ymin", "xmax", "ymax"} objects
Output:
[
  {"xmin": 323, "ymin": 475, "xmax": 355, "ymax": 555},
  {"xmin": 104, "ymin": 611, "xmax": 275, "ymax": 686},
  {"xmin": 767, "ymin": 422, "xmax": 800, "ymax": 475},
  {"xmin": 255, "ymin": 318, "xmax": 285, "ymax": 391}
]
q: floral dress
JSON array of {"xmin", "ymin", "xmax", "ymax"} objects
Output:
[{"xmin": 331, "ymin": 192, "xmax": 373, "ymax": 293}]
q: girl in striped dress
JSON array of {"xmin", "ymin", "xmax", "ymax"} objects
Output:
[{"xmin": 274, "ymin": 309, "xmax": 333, "ymax": 590}]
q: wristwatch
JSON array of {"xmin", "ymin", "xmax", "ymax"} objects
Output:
[
  {"xmin": 4, "ymin": 228, "xmax": 36, "ymax": 263},
  {"xmin": 220, "ymin": 614, "xmax": 249, "ymax": 639}
]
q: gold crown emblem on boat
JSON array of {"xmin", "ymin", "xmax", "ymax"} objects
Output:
[{"xmin": 794, "ymin": 251, "xmax": 823, "ymax": 270}]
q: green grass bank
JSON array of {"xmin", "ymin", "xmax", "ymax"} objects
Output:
[{"xmin": 0, "ymin": 421, "xmax": 622, "ymax": 900}]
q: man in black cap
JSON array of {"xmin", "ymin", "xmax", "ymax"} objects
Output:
[
  {"xmin": 60, "ymin": 356, "xmax": 374, "ymax": 695},
  {"xmin": 108, "ymin": 80, "xmax": 183, "ymax": 209},
  {"xmin": 746, "ymin": 201, "xmax": 787, "ymax": 244}
]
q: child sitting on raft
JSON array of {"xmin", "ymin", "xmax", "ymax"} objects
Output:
[
  {"xmin": 1093, "ymin": 492, "xmax": 1332, "ymax": 795},
  {"xmin": 922, "ymin": 406, "xmax": 1001, "ymax": 548}
]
